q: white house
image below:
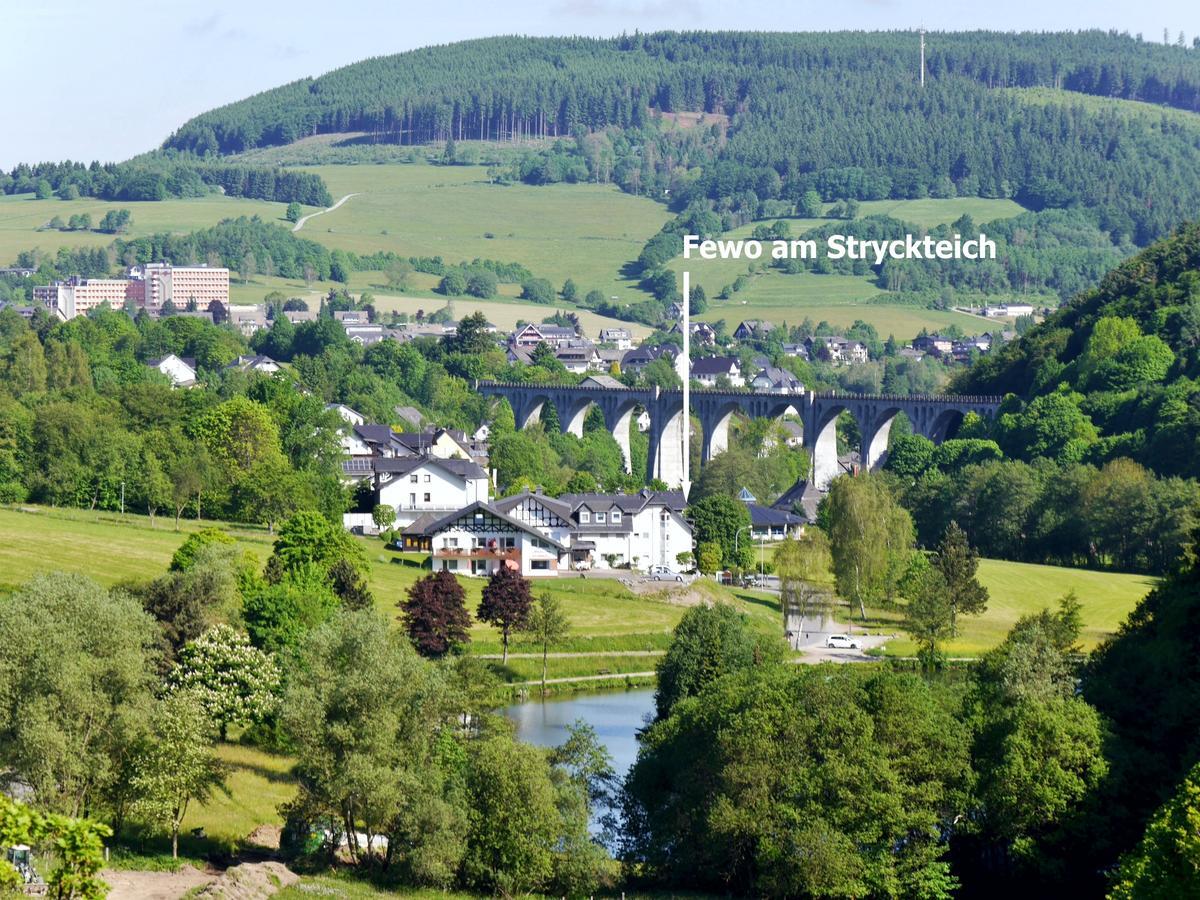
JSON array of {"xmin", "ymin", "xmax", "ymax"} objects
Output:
[
  {"xmin": 751, "ymin": 366, "xmax": 804, "ymax": 393},
  {"xmin": 146, "ymin": 354, "xmax": 197, "ymax": 388},
  {"xmin": 226, "ymin": 354, "xmax": 281, "ymax": 375},
  {"xmin": 691, "ymin": 356, "xmax": 744, "ymax": 387},
  {"xmin": 598, "ymin": 327, "xmax": 633, "ymax": 350},
  {"xmin": 551, "ymin": 490, "xmax": 692, "ymax": 572},
  {"xmin": 983, "ymin": 304, "xmax": 1035, "ymax": 318},
  {"xmin": 404, "ymin": 499, "xmax": 569, "ymax": 577},
  {"xmin": 363, "ymin": 456, "xmax": 490, "ymax": 530},
  {"xmin": 555, "ymin": 342, "xmax": 602, "ymax": 374}
]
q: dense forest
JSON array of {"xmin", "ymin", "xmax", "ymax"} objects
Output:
[
  {"xmin": 0, "ymin": 157, "xmax": 331, "ymax": 206},
  {"xmin": 163, "ymin": 32, "xmax": 1200, "ymax": 246},
  {"xmin": 953, "ymin": 220, "xmax": 1200, "ymax": 479}
]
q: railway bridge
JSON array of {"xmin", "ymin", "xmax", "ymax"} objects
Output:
[{"xmin": 475, "ymin": 380, "xmax": 1002, "ymax": 489}]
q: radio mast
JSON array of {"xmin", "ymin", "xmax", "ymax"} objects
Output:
[{"xmin": 920, "ymin": 27, "xmax": 926, "ymax": 87}]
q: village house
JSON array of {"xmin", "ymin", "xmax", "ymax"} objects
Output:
[
  {"xmin": 805, "ymin": 335, "xmax": 869, "ymax": 364},
  {"xmin": 691, "ymin": 356, "xmax": 744, "ymax": 387},
  {"xmin": 146, "ymin": 354, "xmax": 197, "ymax": 388},
  {"xmin": 225, "ymin": 304, "xmax": 268, "ymax": 336},
  {"xmin": 620, "ymin": 344, "xmax": 675, "ymax": 376},
  {"xmin": 751, "ymin": 366, "xmax": 805, "ymax": 394},
  {"xmin": 734, "ymin": 319, "xmax": 776, "ymax": 341},
  {"xmin": 912, "ymin": 334, "xmax": 955, "ymax": 357},
  {"xmin": 225, "ymin": 354, "xmax": 281, "ymax": 375},
  {"xmin": 549, "ymin": 489, "xmax": 691, "ymax": 572},
  {"xmin": 598, "ymin": 327, "xmax": 633, "ymax": 350},
  {"xmin": 510, "ymin": 322, "xmax": 578, "ymax": 349},
  {"xmin": 555, "ymin": 342, "xmax": 602, "ymax": 374},
  {"xmin": 404, "ymin": 498, "xmax": 570, "ymax": 577},
  {"xmin": 738, "ymin": 487, "xmax": 805, "ymax": 540},
  {"xmin": 668, "ymin": 320, "xmax": 717, "ymax": 347},
  {"xmin": 983, "ymin": 303, "xmax": 1035, "ymax": 318}
]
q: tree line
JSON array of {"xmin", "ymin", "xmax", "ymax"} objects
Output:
[{"xmin": 2, "ymin": 158, "xmax": 331, "ymax": 206}]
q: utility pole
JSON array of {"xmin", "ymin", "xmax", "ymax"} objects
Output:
[
  {"xmin": 681, "ymin": 270, "xmax": 691, "ymax": 499},
  {"xmin": 920, "ymin": 27, "xmax": 926, "ymax": 87}
]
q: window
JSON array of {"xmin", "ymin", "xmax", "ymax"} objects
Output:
[
  {"xmin": 410, "ymin": 474, "xmax": 419, "ymax": 483},
  {"xmin": 531, "ymin": 560, "xmax": 549, "ymax": 570},
  {"xmin": 445, "ymin": 537, "xmax": 459, "ymax": 548},
  {"xmin": 424, "ymin": 474, "xmax": 431, "ymax": 482},
  {"xmin": 595, "ymin": 512, "xmax": 606, "ymax": 525},
  {"xmin": 611, "ymin": 511, "xmax": 622, "ymax": 523},
  {"xmin": 409, "ymin": 493, "xmax": 416, "ymax": 507},
  {"xmin": 424, "ymin": 493, "xmax": 431, "ymax": 503},
  {"xmin": 580, "ymin": 510, "xmax": 591, "ymax": 524},
  {"xmin": 443, "ymin": 559, "xmax": 458, "ymax": 571},
  {"xmin": 501, "ymin": 537, "xmax": 515, "ymax": 549}
]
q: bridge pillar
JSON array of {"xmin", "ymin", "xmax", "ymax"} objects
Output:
[
  {"xmin": 646, "ymin": 394, "xmax": 686, "ymax": 487},
  {"xmin": 809, "ymin": 412, "xmax": 842, "ymax": 489},
  {"xmin": 602, "ymin": 398, "xmax": 637, "ymax": 475},
  {"xmin": 694, "ymin": 399, "xmax": 737, "ymax": 463},
  {"xmin": 861, "ymin": 406, "xmax": 897, "ymax": 471},
  {"xmin": 561, "ymin": 394, "xmax": 590, "ymax": 438}
]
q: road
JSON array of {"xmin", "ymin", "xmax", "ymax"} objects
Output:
[{"xmin": 291, "ymin": 193, "xmax": 359, "ymax": 232}]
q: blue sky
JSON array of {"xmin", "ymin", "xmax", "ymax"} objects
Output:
[{"xmin": 1, "ymin": 0, "xmax": 1195, "ymax": 167}]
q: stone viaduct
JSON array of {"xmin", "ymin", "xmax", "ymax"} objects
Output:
[{"xmin": 475, "ymin": 380, "xmax": 1002, "ymax": 490}]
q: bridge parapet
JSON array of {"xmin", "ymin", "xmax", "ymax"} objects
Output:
[{"xmin": 474, "ymin": 380, "xmax": 1004, "ymax": 490}]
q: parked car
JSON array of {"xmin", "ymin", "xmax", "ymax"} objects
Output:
[
  {"xmin": 649, "ymin": 565, "xmax": 686, "ymax": 582},
  {"xmin": 825, "ymin": 634, "xmax": 862, "ymax": 650}
]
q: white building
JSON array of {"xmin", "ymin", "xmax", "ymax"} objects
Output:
[
  {"xmin": 146, "ymin": 354, "xmax": 197, "ymax": 388},
  {"xmin": 226, "ymin": 354, "xmax": 281, "ymax": 375},
  {"xmin": 598, "ymin": 327, "xmax": 633, "ymax": 350},
  {"xmin": 983, "ymin": 304, "xmax": 1035, "ymax": 318},
  {"xmin": 691, "ymin": 356, "xmax": 744, "ymax": 387},
  {"xmin": 406, "ymin": 500, "xmax": 569, "ymax": 577},
  {"xmin": 751, "ymin": 366, "xmax": 805, "ymax": 393}
]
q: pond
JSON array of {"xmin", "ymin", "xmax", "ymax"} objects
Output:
[{"xmin": 503, "ymin": 686, "xmax": 656, "ymax": 797}]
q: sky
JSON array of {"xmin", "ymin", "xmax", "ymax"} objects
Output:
[{"xmin": 2, "ymin": 0, "xmax": 1196, "ymax": 168}]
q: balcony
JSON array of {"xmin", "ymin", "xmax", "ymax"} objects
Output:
[{"xmin": 434, "ymin": 546, "xmax": 521, "ymax": 561}]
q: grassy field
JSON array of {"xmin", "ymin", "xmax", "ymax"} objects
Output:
[
  {"xmin": 870, "ymin": 557, "xmax": 1155, "ymax": 657},
  {"xmin": 181, "ymin": 742, "xmax": 295, "ymax": 840},
  {"xmin": 300, "ymin": 163, "xmax": 669, "ymax": 304},
  {"xmin": 670, "ymin": 197, "xmax": 1026, "ymax": 339},
  {"xmin": 692, "ymin": 269, "xmax": 986, "ymax": 338},
  {"xmin": 0, "ymin": 505, "xmax": 777, "ymax": 683},
  {"xmin": 0, "ymin": 193, "xmax": 308, "ymax": 264},
  {"xmin": 225, "ymin": 270, "xmax": 654, "ymax": 340},
  {"xmin": 1007, "ymin": 87, "xmax": 1200, "ymax": 128}
]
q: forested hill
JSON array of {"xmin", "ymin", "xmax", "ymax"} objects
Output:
[
  {"xmin": 163, "ymin": 31, "xmax": 1200, "ymax": 245},
  {"xmin": 952, "ymin": 220, "xmax": 1200, "ymax": 477},
  {"xmin": 166, "ymin": 31, "xmax": 1200, "ymax": 153}
]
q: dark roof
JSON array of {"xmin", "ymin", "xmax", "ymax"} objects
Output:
[
  {"xmin": 774, "ymin": 478, "xmax": 823, "ymax": 522},
  {"xmin": 746, "ymin": 503, "xmax": 805, "ymax": 528},
  {"xmin": 372, "ymin": 455, "xmax": 488, "ymax": 480},
  {"xmin": 402, "ymin": 500, "xmax": 569, "ymax": 550},
  {"xmin": 353, "ymin": 424, "xmax": 395, "ymax": 445},
  {"xmin": 691, "ymin": 356, "xmax": 739, "ymax": 376},
  {"xmin": 492, "ymin": 491, "xmax": 573, "ymax": 520}
]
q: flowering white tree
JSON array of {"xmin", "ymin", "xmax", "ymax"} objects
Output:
[{"xmin": 167, "ymin": 625, "xmax": 280, "ymax": 740}]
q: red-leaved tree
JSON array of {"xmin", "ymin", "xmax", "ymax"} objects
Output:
[
  {"xmin": 477, "ymin": 565, "xmax": 533, "ymax": 663},
  {"xmin": 401, "ymin": 570, "xmax": 472, "ymax": 658}
]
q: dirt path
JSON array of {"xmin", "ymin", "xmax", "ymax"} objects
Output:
[
  {"xmin": 291, "ymin": 193, "xmax": 358, "ymax": 232},
  {"xmin": 103, "ymin": 865, "xmax": 217, "ymax": 900},
  {"xmin": 480, "ymin": 650, "xmax": 665, "ymax": 659}
]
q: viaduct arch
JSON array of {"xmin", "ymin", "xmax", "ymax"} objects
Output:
[{"xmin": 476, "ymin": 381, "xmax": 1001, "ymax": 491}]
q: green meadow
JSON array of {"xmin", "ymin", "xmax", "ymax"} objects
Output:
[
  {"xmin": 0, "ymin": 192, "xmax": 306, "ymax": 263},
  {"xmin": 299, "ymin": 163, "xmax": 669, "ymax": 304}
]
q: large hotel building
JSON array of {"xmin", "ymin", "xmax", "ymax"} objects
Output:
[
  {"xmin": 33, "ymin": 278, "xmax": 139, "ymax": 318},
  {"xmin": 34, "ymin": 263, "xmax": 230, "ymax": 320},
  {"xmin": 136, "ymin": 262, "xmax": 230, "ymax": 310}
]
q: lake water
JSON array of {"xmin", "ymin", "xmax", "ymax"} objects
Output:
[{"xmin": 504, "ymin": 687, "xmax": 656, "ymax": 780}]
